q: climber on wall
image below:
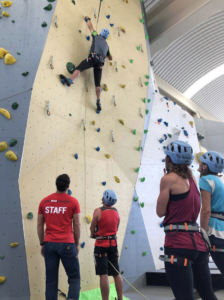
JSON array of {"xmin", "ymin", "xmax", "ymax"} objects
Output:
[
  {"xmin": 60, "ymin": 16, "xmax": 113, "ymax": 112},
  {"xmin": 37, "ymin": 174, "xmax": 81, "ymax": 300},
  {"xmin": 90, "ymin": 190, "xmax": 123, "ymax": 300}
]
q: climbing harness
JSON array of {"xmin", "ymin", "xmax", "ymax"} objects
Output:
[
  {"xmin": 164, "ymin": 222, "xmax": 200, "ymax": 234},
  {"xmin": 90, "ymin": 52, "xmax": 105, "ymax": 63},
  {"xmin": 159, "ymin": 254, "xmax": 191, "ymax": 267},
  {"xmin": 211, "ymin": 212, "xmax": 224, "ymax": 221}
]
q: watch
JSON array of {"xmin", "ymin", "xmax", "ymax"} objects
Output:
[{"xmin": 40, "ymin": 242, "xmax": 45, "ymax": 246}]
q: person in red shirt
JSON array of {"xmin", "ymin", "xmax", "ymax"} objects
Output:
[
  {"xmin": 157, "ymin": 141, "xmax": 217, "ymax": 300},
  {"xmin": 90, "ymin": 190, "xmax": 123, "ymax": 300},
  {"xmin": 37, "ymin": 174, "xmax": 81, "ymax": 300}
]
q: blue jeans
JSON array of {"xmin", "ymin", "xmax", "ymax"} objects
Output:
[{"xmin": 44, "ymin": 242, "xmax": 80, "ymax": 300}]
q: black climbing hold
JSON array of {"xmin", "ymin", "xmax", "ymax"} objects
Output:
[
  {"xmin": 66, "ymin": 62, "xmax": 76, "ymax": 74},
  {"xmin": 22, "ymin": 72, "xmax": 29, "ymax": 76},
  {"xmin": 9, "ymin": 139, "xmax": 18, "ymax": 147},
  {"xmin": 27, "ymin": 212, "xmax": 33, "ymax": 219},
  {"xmin": 41, "ymin": 22, "xmax": 47, "ymax": 27},
  {"xmin": 12, "ymin": 102, "xmax": 18, "ymax": 109},
  {"xmin": 44, "ymin": 4, "xmax": 52, "ymax": 10}
]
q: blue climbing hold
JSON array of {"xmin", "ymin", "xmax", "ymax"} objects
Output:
[
  {"xmin": 191, "ymin": 165, "xmax": 194, "ymax": 168},
  {"xmin": 163, "ymin": 122, "xmax": 168, "ymax": 127},
  {"xmin": 106, "ymin": 15, "xmax": 110, "ymax": 19},
  {"xmin": 183, "ymin": 130, "xmax": 188, "ymax": 137},
  {"xmin": 164, "ymin": 134, "xmax": 167, "ymax": 140},
  {"xmin": 86, "ymin": 36, "xmax": 90, "ymax": 41},
  {"xmin": 168, "ymin": 110, "xmax": 169, "ymax": 112},
  {"xmin": 110, "ymin": 23, "xmax": 114, "ymax": 27},
  {"xmin": 159, "ymin": 139, "xmax": 164, "ymax": 144},
  {"xmin": 181, "ymin": 127, "xmax": 185, "ymax": 129},
  {"xmin": 158, "ymin": 118, "xmax": 163, "ymax": 123},
  {"xmin": 97, "ymin": 128, "xmax": 100, "ymax": 132},
  {"xmin": 163, "ymin": 146, "xmax": 166, "ymax": 149},
  {"xmin": 68, "ymin": 189, "xmax": 72, "ymax": 195},
  {"xmin": 96, "ymin": 110, "xmax": 100, "ymax": 114},
  {"xmin": 160, "ymin": 221, "xmax": 164, "ymax": 228},
  {"xmin": 155, "ymin": 90, "xmax": 158, "ymax": 93},
  {"xmin": 102, "ymin": 181, "xmax": 106, "ymax": 186},
  {"xmin": 164, "ymin": 97, "xmax": 168, "ymax": 100},
  {"xmin": 81, "ymin": 242, "xmax": 85, "ymax": 248},
  {"xmin": 162, "ymin": 159, "xmax": 165, "ymax": 162},
  {"xmin": 96, "ymin": 147, "xmax": 100, "ymax": 151},
  {"xmin": 173, "ymin": 102, "xmax": 176, "ymax": 105},
  {"xmin": 74, "ymin": 153, "xmax": 78, "ymax": 159},
  {"xmin": 160, "ymin": 247, "xmax": 164, "ymax": 251}
]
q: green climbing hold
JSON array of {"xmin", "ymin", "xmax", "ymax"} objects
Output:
[
  {"xmin": 140, "ymin": 18, "xmax": 144, "ymax": 23},
  {"xmin": 145, "ymin": 75, "xmax": 150, "ymax": 79},
  {"xmin": 133, "ymin": 129, "xmax": 136, "ymax": 135},
  {"xmin": 12, "ymin": 102, "xmax": 18, "ymax": 109},
  {"xmin": 148, "ymin": 99, "xmax": 151, "ymax": 103},
  {"xmin": 142, "ymin": 13, "xmax": 145, "ymax": 17},
  {"xmin": 135, "ymin": 167, "xmax": 139, "ymax": 173},
  {"xmin": 9, "ymin": 139, "xmax": 17, "ymax": 147},
  {"xmin": 140, "ymin": 0, "xmax": 143, "ymax": 2},
  {"xmin": 144, "ymin": 130, "xmax": 148, "ymax": 134},
  {"xmin": 145, "ymin": 35, "xmax": 149, "ymax": 39},
  {"xmin": 131, "ymin": 230, "xmax": 136, "ymax": 234},
  {"xmin": 145, "ymin": 109, "xmax": 149, "ymax": 114},
  {"xmin": 22, "ymin": 72, "xmax": 29, "ymax": 76},
  {"xmin": 143, "ymin": 98, "xmax": 146, "ymax": 103},
  {"xmin": 168, "ymin": 134, "xmax": 172, "ymax": 138},
  {"xmin": 79, "ymin": 30, "xmax": 81, "ymax": 33},
  {"xmin": 137, "ymin": 46, "xmax": 141, "ymax": 51},
  {"xmin": 141, "ymin": 177, "xmax": 145, "ymax": 182},
  {"xmin": 142, "ymin": 252, "xmax": 147, "ymax": 256},
  {"xmin": 66, "ymin": 62, "xmax": 76, "ymax": 74},
  {"xmin": 130, "ymin": 59, "xmax": 134, "ymax": 63},
  {"xmin": 72, "ymin": 0, "xmax": 75, "ymax": 4},
  {"xmin": 0, "ymin": 256, "xmax": 4, "ymax": 259},
  {"xmin": 17, "ymin": 52, "xmax": 21, "ymax": 55},
  {"xmin": 27, "ymin": 212, "xmax": 33, "ymax": 219},
  {"xmin": 11, "ymin": 20, "xmax": 15, "ymax": 23},
  {"xmin": 145, "ymin": 82, "xmax": 149, "ymax": 86},
  {"xmin": 69, "ymin": 114, "xmax": 72, "ymax": 116},
  {"xmin": 44, "ymin": 4, "xmax": 52, "ymax": 10},
  {"xmin": 41, "ymin": 22, "xmax": 47, "ymax": 27},
  {"xmin": 140, "ymin": 202, "xmax": 145, "ymax": 208},
  {"xmin": 134, "ymin": 197, "xmax": 139, "ymax": 202},
  {"xmin": 48, "ymin": 0, "xmax": 55, "ymax": 2},
  {"xmin": 137, "ymin": 146, "xmax": 141, "ymax": 151}
]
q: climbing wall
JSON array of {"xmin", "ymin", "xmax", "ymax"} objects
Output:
[{"xmin": 18, "ymin": 0, "xmax": 149, "ymax": 298}]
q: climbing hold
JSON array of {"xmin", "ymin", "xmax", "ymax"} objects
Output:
[
  {"xmin": 145, "ymin": 75, "xmax": 150, "ymax": 79},
  {"xmin": 137, "ymin": 146, "xmax": 141, "ymax": 151},
  {"xmin": 12, "ymin": 102, "xmax": 18, "ymax": 109},
  {"xmin": 181, "ymin": 127, "xmax": 185, "ymax": 129},
  {"xmin": 160, "ymin": 247, "xmax": 164, "ymax": 251},
  {"xmin": 163, "ymin": 146, "xmax": 166, "ymax": 149},
  {"xmin": 162, "ymin": 159, "xmax": 165, "ymax": 163},
  {"xmin": 143, "ymin": 98, "xmax": 146, "ymax": 103},
  {"xmin": 102, "ymin": 181, "xmax": 106, "ymax": 186},
  {"xmin": 0, "ymin": 48, "xmax": 9, "ymax": 59},
  {"xmin": 5, "ymin": 54, "xmax": 16, "ymax": 65},
  {"xmin": 81, "ymin": 242, "xmax": 85, "ymax": 248},
  {"xmin": 48, "ymin": 0, "xmax": 55, "ymax": 1},
  {"xmin": 1, "ymin": 1, "xmax": 13, "ymax": 7},
  {"xmin": 140, "ymin": 202, "xmax": 144, "ymax": 208},
  {"xmin": 9, "ymin": 139, "xmax": 17, "ymax": 147},
  {"xmin": 137, "ymin": 46, "xmax": 141, "ymax": 51},
  {"xmin": 134, "ymin": 197, "xmax": 139, "ymax": 202},
  {"xmin": 119, "ymin": 119, "xmax": 124, "ymax": 125},
  {"xmin": 173, "ymin": 102, "xmax": 176, "ymax": 105},
  {"xmin": 145, "ymin": 35, "xmax": 149, "ymax": 39},
  {"xmin": 144, "ymin": 130, "xmax": 148, "ymax": 134},
  {"xmin": 160, "ymin": 221, "xmax": 163, "ymax": 228},
  {"xmin": 79, "ymin": 30, "xmax": 81, "ymax": 33},
  {"xmin": 5, "ymin": 151, "xmax": 17, "ymax": 161},
  {"xmin": 157, "ymin": 119, "xmax": 163, "ymax": 124},
  {"xmin": 17, "ymin": 52, "xmax": 21, "ymax": 55},
  {"xmin": 12, "ymin": 20, "xmax": 15, "ymax": 23},
  {"xmin": 183, "ymin": 130, "xmax": 189, "ymax": 138},
  {"xmin": 133, "ymin": 129, "xmax": 136, "ymax": 135},
  {"xmin": 168, "ymin": 134, "xmax": 172, "ymax": 138},
  {"xmin": 96, "ymin": 111, "xmax": 100, "ymax": 114},
  {"xmin": 74, "ymin": 153, "xmax": 78, "ymax": 159},
  {"xmin": 0, "ymin": 256, "xmax": 5, "ymax": 259},
  {"xmin": 103, "ymin": 84, "xmax": 108, "ymax": 91},
  {"xmin": 105, "ymin": 154, "xmax": 111, "ymax": 159},
  {"xmin": 120, "ymin": 26, "xmax": 126, "ymax": 33},
  {"xmin": 155, "ymin": 90, "xmax": 158, "ymax": 93},
  {"xmin": 125, "ymin": 246, "xmax": 128, "ymax": 249},
  {"xmin": 97, "ymin": 128, "xmax": 100, "ymax": 132},
  {"xmin": 142, "ymin": 252, "xmax": 147, "ymax": 256},
  {"xmin": 110, "ymin": 23, "xmax": 114, "ymax": 27},
  {"xmin": 96, "ymin": 147, "xmax": 100, "ymax": 151},
  {"xmin": 44, "ymin": 4, "xmax": 52, "ymax": 10},
  {"xmin": 110, "ymin": 62, "xmax": 113, "ymax": 66},
  {"xmin": 189, "ymin": 121, "xmax": 194, "ymax": 128},
  {"xmin": 0, "ymin": 277, "xmax": 6, "ymax": 284},
  {"xmin": 41, "ymin": 22, "xmax": 47, "ymax": 27},
  {"xmin": 135, "ymin": 167, "xmax": 139, "ymax": 173},
  {"xmin": 10, "ymin": 242, "xmax": 18, "ymax": 248},
  {"xmin": 3, "ymin": 11, "xmax": 9, "ymax": 17},
  {"xmin": 140, "ymin": 18, "xmax": 144, "ymax": 23},
  {"xmin": 114, "ymin": 176, "xmax": 120, "ymax": 183},
  {"xmin": 122, "ymin": 65, "xmax": 126, "ymax": 68},
  {"xmin": 145, "ymin": 109, "xmax": 149, "ymax": 114},
  {"xmin": 164, "ymin": 134, "xmax": 167, "ymax": 140},
  {"xmin": 72, "ymin": 0, "xmax": 75, "ymax": 4},
  {"xmin": 163, "ymin": 122, "xmax": 168, "ymax": 127},
  {"xmin": 145, "ymin": 82, "xmax": 149, "ymax": 86},
  {"xmin": 66, "ymin": 62, "xmax": 76, "ymax": 74},
  {"xmin": 85, "ymin": 215, "xmax": 92, "ymax": 224},
  {"xmin": 86, "ymin": 36, "xmax": 90, "ymax": 41},
  {"xmin": 106, "ymin": 15, "xmax": 110, "ymax": 19},
  {"xmin": 27, "ymin": 212, "xmax": 33, "ymax": 219},
  {"xmin": 68, "ymin": 189, "xmax": 72, "ymax": 195},
  {"xmin": 121, "ymin": 84, "xmax": 126, "ymax": 88},
  {"xmin": 22, "ymin": 72, "xmax": 29, "ymax": 76},
  {"xmin": 69, "ymin": 114, "xmax": 72, "ymax": 117},
  {"xmin": 148, "ymin": 99, "xmax": 151, "ymax": 103},
  {"xmin": 159, "ymin": 139, "xmax": 164, "ymax": 144},
  {"xmin": 0, "ymin": 142, "xmax": 7, "ymax": 152},
  {"xmin": 130, "ymin": 59, "xmax": 133, "ymax": 63},
  {"xmin": 141, "ymin": 177, "xmax": 145, "ymax": 182},
  {"xmin": 131, "ymin": 230, "xmax": 136, "ymax": 234}
]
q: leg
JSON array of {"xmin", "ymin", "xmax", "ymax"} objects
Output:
[
  {"xmin": 94, "ymin": 65, "xmax": 102, "ymax": 111},
  {"xmin": 210, "ymin": 252, "xmax": 224, "ymax": 276},
  {"xmin": 70, "ymin": 69, "xmax": 81, "ymax": 81},
  {"xmin": 108, "ymin": 246, "xmax": 123, "ymax": 300},
  {"xmin": 61, "ymin": 244, "xmax": 80, "ymax": 300},
  {"xmin": 94, "ymin": 247, "xmax": 109, "ymax": 300},
  {"xmin": 192, "ymin": 251, "xmax": 217, "ymax": 300},
  {"xmin": 100, "ymin": 275, "xmax": 110, "ymax": 300},
  {"xmin": 113, "ymin": 275, "xmax": 123, "ymax": 300},
  {"xmin": 44, "ymin": 242, "xmax": 60, "ymax": 300},
  {"xmin": 96, "ymin": 86, "xmax": 101, "ymax": 100}
]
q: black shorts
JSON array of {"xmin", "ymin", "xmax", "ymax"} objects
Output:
[
  {"xmin": 76, "ymin": 54, "xmax": 104, "ymax": 87},
  {"xmin": 94, "ymin": 246, "xmax": 120, "ymax": 276}
]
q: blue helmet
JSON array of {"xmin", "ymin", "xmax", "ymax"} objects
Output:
[
  {"xmin": 101, "ymin": 28, "xmax": 110, "ymax": 39},
  {"xmin": 164, "ymin": 140, "xmax": 194, "ymax": 165},
  {"xmin": 103, "ymin": 190, "xmax": 117, "ymax": 206},
  {"xmin": 200, "ymin": 151, "xmax": 224, "ymax": 173}
]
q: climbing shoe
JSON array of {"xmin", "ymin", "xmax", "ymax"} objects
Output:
[
  {"xmin": 96, "ymin": 100, "xmax": 102, "ymax": 111},
  {"xmin": 60, "ymin": 74, "xmax": 73, "ymax": 87}
]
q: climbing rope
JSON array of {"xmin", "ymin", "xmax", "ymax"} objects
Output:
[{"xmin": 96, "ymin": 0, "xmax": 102, "ymax": 32}]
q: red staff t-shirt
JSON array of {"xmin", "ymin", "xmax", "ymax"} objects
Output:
[{"xmin": 38, "ymin": 193, "xmax": 80, "ymax": 243}]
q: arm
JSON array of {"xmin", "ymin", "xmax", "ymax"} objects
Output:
[
  {"xmin": 156, "ymin": 176, "xmax": 172, "ymax": 217},
  {"xmin": 90, "ymin": 208, "xmax": 100, "ymax": 237},
  {"xmin": 73, "ymin": 213, "xmax": 81, "ymax": 252},
  {"xmin": 107, "ymin": 49, "xmax": 113, "ymax": 61},
  {"xmin": 117, "ymin": 215, "xmax": 120, "ymax": 230},
  {"xmin": 200, "ymin": 189, "xmax": 211, "ymax": 232},
  {"xmin": 85, "ymin": 16, "xmax": 94, "ymax": 32},
  {"xmin": 37, "ymin": 214, "xmax": 45, "ymax": 257}
]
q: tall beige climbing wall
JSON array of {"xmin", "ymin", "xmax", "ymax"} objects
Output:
[{"xmin": 19, "ymin": 0, "xmax": 148, "ymax": 298}]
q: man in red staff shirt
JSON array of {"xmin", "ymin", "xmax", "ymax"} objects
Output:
[{"xmin": 37, "ymin": 174, "xmax": 81, "ymax": 300}]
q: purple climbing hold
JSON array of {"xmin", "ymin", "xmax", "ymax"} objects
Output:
[
  {"xmin": 102, "ymin": 181, "xmax": 106, "ymax": 186},
  {"xmin": 86, "ymin": 36, "xmax": 90, "ymax": 41},
  {"xmin": 97, "ymin": 128, "xmax": 100, "ymax": 132},
  {"xmin": 159, "ymin": 139, "xmax": 164, "ymax": 144},
  {"xmin": 96, "ymin": 147, "xmax": 100, "ymax": 151},
  {"xmin": 106, "ymin": 15, "xmax": 110, "ymax": 19}
]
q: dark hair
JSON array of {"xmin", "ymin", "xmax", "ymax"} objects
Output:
[
  {"xmin": 200, "ymin": 163, "xmax": 218, "ymax": 178},
  {"xmin": 56, "ymin": 174, "xmax": 70, "ymax": 192},
  {"xmin": 167, "ymin": 156, "xmax": 193, "ymax": 179}
]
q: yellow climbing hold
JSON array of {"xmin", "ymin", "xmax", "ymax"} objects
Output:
[
  {"xmin": 120, "ymin": 27, "xmax": 126, "ymax": 33},
  {"xmin": 110, "ymin": 62, "xmax": 113, "ymax": 66},
  {"xmin": 1, "ymin": 0, "xmax": 12, "ymax": 7},
  {"xmin": 196, "ymin": 151, "xmax": 207, "ymax": 163},
  {"xmin": 114, "ymin": 176, "xmax": 120, "ymax": 183},
  {"xmin": 10, "ymin": 242, "xmax": 19, "ymax": 248},
  {"xmin": 189, "ymin": 121, "xmax": 194, "ymax": 128},
  {"xmin": 105, "ymin": 154, "xmax": 111, "ymax": 159},
  {"xmin": 121, "ymin": 84, "xmax": 126, "ymax": 89},
  {"xmin": 85, "ymin": 215, "xmax": 92, "ymax": 224},
  {"xmin": 122, "ymin": 65, "xmax": 126, "ymax": 68},
  {"xmin": 0, "ymin": 277, "xmax": 6, "ymax": 284},
  {"xmin": 0, "ymin": 142, "xmax": 8, "ymax": 152},
  {"xmin": 0, "ymin": 48, "xmax": 9, "ymax": 59},
  {"xmin": 103, "ymin": 84, "xmax": 108, "ymax": 91},
  {"xmin": 0, "ymin": 108, "xmax": 11, "ymax": 119},
  {"xmin": 5, "ymin": 54, "xmax": 16, "ymax": 65},
  {"xmin": 92, "ymin": 120, "xmax": 95, "ymax": 125},
  {"xmin": 107, "ymin": 35, "xmax": 111, "ymax": 40},
  {"xmin": 5, "ymin": 151, "xmax": 17, "ymax": 161},
  {"xmin": 119, "ymin": 119, "xmax": 124, "ymax": 125},
  {"xmin": 3, "ymin": 11, "xmax": 9, "ymax": 17}
]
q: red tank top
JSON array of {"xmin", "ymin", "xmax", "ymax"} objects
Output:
[
  {"xmin": 95, "ymin": 207, "xmax": 119, "ymax": 247},
  {"xmin": 163, "ymin": 177, "xmax": 207, "ymax": 251}
]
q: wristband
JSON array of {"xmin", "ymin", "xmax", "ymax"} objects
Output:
[{"xmin": 40, "ymin": 242, "xmax": 45, "ymax": 246}]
